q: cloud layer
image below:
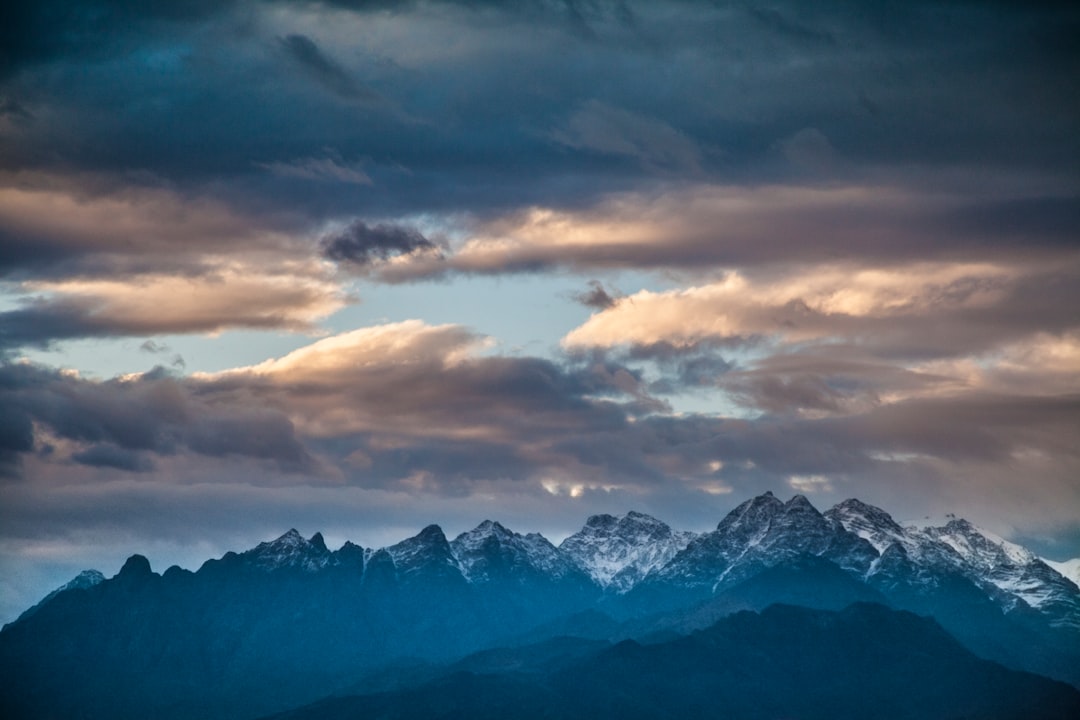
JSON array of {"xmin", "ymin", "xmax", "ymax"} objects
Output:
[{"xmin": 1, "ymin": 0, "xmax": 1078, "ymax": 622}]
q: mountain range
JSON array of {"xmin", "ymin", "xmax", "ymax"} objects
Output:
[{"xmin": 2, "ymin": 492, "xmax": 1078, "ymax": 719}]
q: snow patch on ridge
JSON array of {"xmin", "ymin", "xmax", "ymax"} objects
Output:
[{"xmin": 560, "ymin": 511, "xmax": 697, "ymax": 592}]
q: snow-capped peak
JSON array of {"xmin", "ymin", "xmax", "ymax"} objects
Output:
[
  {"xmin": 241, "ymin": 529, "xmax": 332, "ymax": 572},
  {"xmin": 825, "ymin": 498, "xmax": 908, "ymax": 554},
  {"xmin": 903, "ymin": 518, "xmax": 1079, "ymax": 624},
  {"xmin": 1045, "ymin": 558, "xmax": 1080, "ymax": 589},
  {"xmin": 560, "ymin": 511, "xmax": 697, "ymax": 592},
  {"xmin": 385, "ymin": 524, "xmax": 463, "ymax": 579},
  {"xmin": 16, "ymin": 569, "xmax": 106, "ymax": 622},
  {"xmin": 715, "ymin": 491, "xmax": 784, "ymax": 542},
  {"xmin": 62, "ymin": 569, "xmax": 106, "ymax": 591},
  {"xmin": 451, "ymin": 520, "xmax": 578, "ymax": 583},
  {"xmin": 923, "ymin": 519, "xmax": 1035, "ymax": 569}
]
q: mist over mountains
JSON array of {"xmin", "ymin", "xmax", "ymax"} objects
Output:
[{"xmin": 3, "ymin": 493, "xmax": 1079, "ymax": 719}]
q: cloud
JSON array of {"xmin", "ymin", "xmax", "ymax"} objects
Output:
[
  {"xmin": 368, "ymin": 184, "xmax": 1080, "ymax": 282},
  {"xmin": 561, "ymin": 260, "xmax": 1078, "ymax": 360},
  {"xmin": 259, "ymin": 156, "xmax": 373, "ymax": 185},
  {"xmin": 71, "ymin": 444, "xmax": 155, "ymax": 473},
  {"xmin": 0, "ymin": 177, "xmax": 350, "ymax": 350},
  {"xmin": 0, "ymin": 362, "xmax": 319, "ymax": 475},
  {"xmin": 0, "ymin": 321, "xmax": 657, "ymax": 489},
  {"xmin": 717, "ymin": 351, "xmax": 949, "ymax": 417},
  {"xmin": 572, "ymin": 280, "xmax": 618, "ymax": 310},
  {"xmin": 322, "ymin": 220, "xmax": 442, "ymax": 268},
  {"xmin": 198, "ymin": 321, "xmax": 652, "ymax": 460},
  {"xmin": 788, "ymin": 474, "xmax": 833, "ymax": 493},
  {"xmin": 2, "ymin": 0, "xmax": 1079, "ymax": 624},
  {"xmin": 2, "ymin": 317, "xmax": 1079, "ymax": 625},
  {"xmin": 1, "ymin": 269, "xmax": 347, "ymax": 351},
  {"xmin": 276, "ymin": 33, "xmax": 380, "ymax": 102},
  {"xmin": 2, "ymin": 0, "xmax": 1075, "ymax": 230},
  {"xmin": 0, "ymin": 318, "xmax": 1051, "ymax": 522},
  {"xmin": 551, "ymin": 100, "xmax": 705, "ymax": 173},
  {"xmin": 0, "ymin": 177, "xmax": 304, "ymax": 278}
]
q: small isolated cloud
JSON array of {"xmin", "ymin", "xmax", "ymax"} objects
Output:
[
  {"xmin": 259, "ymin": 156, "xmax": 372, "ymax": 185},
  {"xmin": 139, "ymin": 340, "xmax": 169, "ymax": 354},
  {"xmin": 788, "ymin": 474, "xmax": 833, "ymax": 493},
  {"xmin": 573, "ymin": 280, "xmax": 618, "ymax": 310},
  {"xmin": 322, "ymin": 221, "xmax": 442, "ymax": 268}
]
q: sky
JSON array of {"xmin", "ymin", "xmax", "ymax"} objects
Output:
[{"xmin": 1, "ymin": 0, "xmax": 1079, "ymax": 623}]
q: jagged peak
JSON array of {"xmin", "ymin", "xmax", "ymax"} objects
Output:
[
  {"xmin": 240, "ymin": 527, "xmax": 332, "ymax": 572},
  {"xmin": 784, "ymin": 494, "xmax": 818, "ymax": 511},
  {"xmin": 831, "ymin": 497, "xmax": 874, "ymax": 512},
  {"xmin": 830, "ymin": 499, "xmax": 903, "ymax": 529},
  {"xmin": 71, "ymin": 569, "xmax": 106, "ymax": 585},
  {"xmin": 620, "ymin": 511, "xmax": 670, "ymax": 529},
  {"xmin": 250, "ymin": 528, "xmax": 327, "ymax": 554},
  {"xmin": 717, "ymin": 491, "xmax": 784, "ymax": 531},
  {"xmin": 388, "ymin": 525, "xmax": 455, "ymax": 565},
  {"xmin": 472, "ymin": 519, "xmax": 512, "ymax": 536},
  {"xmin": 939, "ymin": 517, "xmax": 976, "ymax": 533},
  {"xmin": 926, "ymin": 518, "xmax": 1035, "ymax": 567},
  {"xmin": 829, "ymin": 497, "xmax": 895, "ymax": 518},
  {"xmin": 583, "ymin": 513, "xmax": 619, "ymax": 529},
  {"xmin": 416, "ymin": 524, "xmax": 447, "ymax": 541}
]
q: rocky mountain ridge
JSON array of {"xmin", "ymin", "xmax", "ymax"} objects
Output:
[
  {"xmin": 4, "ymin": 492, "xmax": 1079, "ymax": 720},
  {"xmin": 25, "ymin": 492, "xmax": 1080, "ymax": 632}
]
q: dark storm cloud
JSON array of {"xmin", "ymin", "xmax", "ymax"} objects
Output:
[
  {"xmin": 0, "ymin": 299, "xmax": 99, "ymax": 352},
  {"xmin": 0, "ymin": 0, "xmax": 232, "ymax": 79},
  {"xmin": 0, "ymin": 362, "xmax": 317, "ymax": 473},
  {"xmin": 71, "ymin": 444, "xmax": 155, "ymax": 473},
  {"xmin": 322, "ymin": 221, "xmax": 441, "ymax": 267},
  {"xmin": 0, "ymin": 407, "xmax": 34, "ymax": 477},
  {"xmin": 0, "ymin": 0, "xmax": 1075, "ymax": 234}
]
